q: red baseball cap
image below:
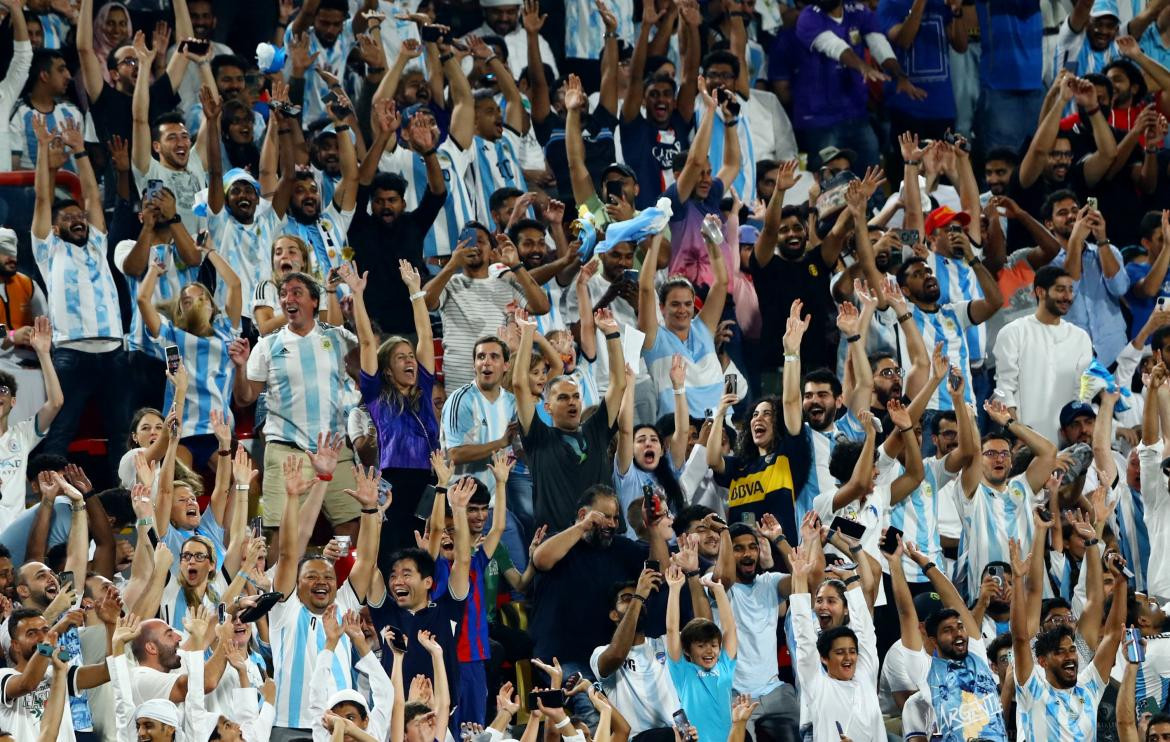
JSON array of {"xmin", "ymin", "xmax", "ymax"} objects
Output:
[{"xmin": 924, "ymin": 206, "xmax": 971, "ymax": 236}]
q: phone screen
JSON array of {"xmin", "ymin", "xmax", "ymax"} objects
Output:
[{"xmin": 165, "ymin": 345, "xmax": 181, "ymax": 374}]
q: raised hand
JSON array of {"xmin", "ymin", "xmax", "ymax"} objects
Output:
[
  {"xmin": 531, "ymin": 656, "xmax": 563, "ymax": 688},
  {"xmin": 783, "ymin": 299, "xmax": 810, "ymax": 355},
  {"xmin": 836, "ymin": 300, "xmax": 862, "ymax": 337},
  {"xmin": 887, "ymin": 398, "xmax": 912, "ymax": 432},
  {"xmin": 345, "ymin": 463, "xmax": 381, "ymax": 509},
  {"xmin": 282, "ymin": 455, "xmax": 310, "ymax": 499},
  {"xmin": 416, "ymin": 629, "xmax": 442, "ymax": 655},
  {"xmin": 594, "ymin": 307, "xmax": 620, "ymax": 335},
  {"xmin": 521, "ymin": 0, "xmax": 547, "ymax": 32},
  {"xmin": 307, "ymin": 432, "xmax": 344, "ymax": 476},
  {"xmin": 982, "ymin": 397, "xmax": 1012, "ymax": 427},
  {"xmin": 447, "ymin": 476, "xmax": 477, "ymax": 509}
]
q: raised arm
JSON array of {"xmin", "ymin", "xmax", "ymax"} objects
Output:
[
  {"xmin": 782, "ymin": 299, "xmax": 809, "ymax": 436},
  {"xmin": 597, "ymin": 310, "xmax": 626, "ymax": 426},
  {"xmin": 698, "ymin": 221, "xmax": 728, "ymax": 333},
  {"xmin": 664, "ymin": 564, "xmax": 686, "ymax": 661},
  {"xmin": 704, "ymin": 575, "xmax": 737, "ymax": 657},
  {"xmin": 752, "ymin": 160, "xmax": 798, "ymax": 268},
  {"xmin": 130, "ymin": 31, "xmax": 157, "ymax": 173},
  {"xmin": 75, "ymin": 0, "xmax": 106, "ymax": 102},
  {"xmin": 446, "ymin": 479, "xmax": 474, "ymax": 600},
  {"xmin": 830, "ymin": 412, "xmax": 877, "ymax": 510},
  {"xmin": 1020, "ymin": 74, "xmax": 1073, "ymax": 188},
  {"xmin": 638, "ymin": 235, "xmax": 663, "ymax": 348},
  {"xmin": 271, "ymin": 456, "xmax": 310, "ymax": 597},
  {"xmin": 1009, "ymin": 537, "xmax": 1038, "ymax": 685},
  {"xmin": 675, "ymin": 81, "xmax": 716, "ymax": 202},
  {"xmin": 984, "ymin": 399, "xmax": 1057, "ymax": 492}
]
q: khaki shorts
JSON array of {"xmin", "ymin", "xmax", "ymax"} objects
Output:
[{"xmin": 260, "ymin": 440, "xmax": 360, "ymax": 527}]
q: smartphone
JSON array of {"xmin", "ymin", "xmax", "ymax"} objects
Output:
[
  {"xmin": 420, "ymin": 24, "xmax": 442, "ymax": 42},
  {"xmin": 673, "ymin": 710, "xmax": 691, "ymax": 729},
  {"xmin": 59, "ymin": 571, "xmax": 74, "ymax": 591},
  {"xmin": 836, "ymin": 561, "xmax": 858, "ymax": 571},
  {"xmin": 724, "ymin": 373, "xmax": 738, "ymax": 395},
  {"xmin": 897, "ymin": 229, "xmax": 919, "ymax": 247},
  {"xmin": 1087, "ymin": 196, "xmax": 1099, "ymax": 211},
  {"xmin": 987, "ymin": 564, "xmax": 1005, "ymax": 586},
  {"xmin": 145, "ymin": 178, "xmax": 164, "ymax": 201},
  {"xmin": 457, "ymin": 226, "xmax": 478, "ymax": 248},
  {"xmin": 217, "ymin": 602, "xmax": 226, "ymax": 623},
  {"xmin": 741, "ymin": 511, "xmax": 756, "ymax": 526},
  {"xmin": 528, "ymin": 689, "xmax": 565, "ymax": 708},
  {"xmin": 835, "ymin": 722, "xmax": 844, "ymax": 737},
  {"xmin": 165, "ymin": 345, "xmax": 181, "ymax": 374},
  {"xmin": 623, "ymin": 268, "xmax": 640, "ymax": 283},
  {"xmin": 387, "ymin": 624, "xmax": 409, "ymax": 653},
  {"xmin": 644, "ymin": 559, "xmax": 660, "ymax": 572},
  {"xmin": 180, "ymin": 38, "xmax": 210, "ymax": 56},
  {"xmin": 323, "ymin": 89, "xmax": 352, "ymax": 118},
  {"xmin": 948, "ymin": 367, "xmax": 962, "ymax": 392},
  {"xmin": 1126, "ymin": 627, "xmax": 1146, "ymax": 663},
  {"xmin": 880, "ymin": 525, "xmax": 902, "ymax": 555},
  {"xmin": 710, "ymin": 514, "xmax": 727, "ymax": 527},
  {"xmin": 249, "ymin": 516, "xmax": 262, "ymax": 539},
  {"xmin": 829, "ymin": 516, "xmax": 866, "ymax": 541},
  {"xmin": 562, "ymin": 672, "xmax": 581, "ymax": 691},
  {"xmin": 604, "ymin": 179, "xmax": 624, "ymax": 203}
]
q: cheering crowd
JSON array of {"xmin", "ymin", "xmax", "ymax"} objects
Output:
[{"xmin": 3, "ymin": 0, "xmax": 1170, "ymax": 739}]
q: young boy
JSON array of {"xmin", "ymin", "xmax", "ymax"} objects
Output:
[{"xmin": 664, "ymin": 563, "xmax": 738, "ymax": 742}]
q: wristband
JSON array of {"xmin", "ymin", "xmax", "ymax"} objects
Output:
[
  {"xmin": 73, "ymin": 150, "xmax": 89, "ymax": 159},
  {"xmin": 218, "ymin": 449, "xmax": 232, "ymax": 457},
  {"xmin": 555, "ymin": 718, "xmax": 573, "ymax": 730},
  {"xmin": 483, "ymin": 54, "xmax": 498, "ymax": 66},
  {"xmin": 361, "ymin": 507, "xmax": 378, "ymax": 514},
  {"xmin": 784, "ymin": 353, "xmax": 799, "ymax": 363},
  {"xmin": 278, "ymin": 128, "xmax": 292, "ymax": 134},
  {"xmin": 604, "ymin": 331, "xmax": 620, "ymax": 340},
  {"xmin": 673, "ymin": 387, "xmax": 686, "ymax": 395},
  {"xmin": 922, "ymin": 561, "xmax": 937, "ymax": 573},
  {"xmin": 435, "ymin": 486, "xmax": 448, "ymax": 494},
  {"xmin": 629, "ymin": 593, "xmax": 647, "ymax": 603},
  {"xmin": 317, "ymin": 473, "xmax": 333, "ymax": 482},
  {"xmin": 843, "ymin": 575, "xmax": 861, "ymax": 586},
  {"xmin": 603, "ymin": 30, "xmax": 618, "ymax": 39},
  {"xmin": 439, "ymin": 53, "xmax": 454, "ymax": 64},
  {"xmin": 366, "ymin": 66, "xmax": 385, "ymax": 74},
  {"xmin": 725, "ymin": 117, "xmax": 739, "ymax": 126},
  {"xmin": 1083, "ymin": 106, "xmax": 1100, "ymax": 116},
  {"xmin": 1004, "ymin": 417, "xmax": 1016, "ymax": 428},
  {"xmin": 234, "ymin": 484, "xmax": 249, "ymax": 491},
  {"xmin": 334, "ymin": 124, "xmax": 351, "ymax": 133},
  {"xmin": 848, "ymin": 544, "xmax": 863, "ymax": 554},
  {"xmin": 409, "ymin": 290, "xmax": 427, "ymax": 302},
  {"xmin": 1086, "ymin": 538, "xmax": 1100, "ymax": 546},
  {"xmin": 135, "ymin": 517, "xmax": 154, "ymax": 528},
  {"xmin": 898, "ymin": 426, "xmax": 914, "ymax": 434},
  {"xmin": 421, "ymin": 148, "xmax": 438, "ymax": 157},
  {"xmin": 71, "ymin": 502, "xmax": 86, "ymax": 513},
  {"xmin": 772, "ymin": 533, "xmax": 786, "ymax": 544},
  {"xmin": 684, "ymin": 569, "xmax": 701, "ymax": 578},
  {"xmin": 845, "ymin": 333, "xmax": 861, "ymax": 343},
  {"xmin": 905, "ymin": 159, "xmax": 921, "ymax": 167},
  {"xmin": 896, "ymin": 311, "xmax": 913, "ymax": 323},
  {"xmin": 967, "ymin": 256, "xmax": 980, "ymax": 267}
]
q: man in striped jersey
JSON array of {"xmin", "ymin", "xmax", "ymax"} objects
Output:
[
  {"xmin": 441, "ymin": 336, "xmax": 517, "ymax": 497},
  {"xmin": 895, "ymin": 256, "xmax": 1002, "ymax": 412},
  {"xmin": 9, "ymin": 49, "xmax": 82, "ymax": 172},
  {"xmin": 954, "ymin": 399, "xmax": 1057, "ymax": 598}
]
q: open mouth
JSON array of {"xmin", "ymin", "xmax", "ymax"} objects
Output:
[
  {"xmin": 45, "ymin": 583, "xmax": 58, "ymax": 597},
  {"xmin": 174, "ymin": 146, "xmax": 188, "ymax": 159},
  {"xmin": 186, "ymin": 505, "xmax": 199, "ymax": 519},
  {"xmin": 187, "ymin": 567, "xmax": 200, "ymax": 582},
  {"xmin": 284, "ymin": 304, "xmax": 300, "ymax": 319},
  {"xmin": 310, "ymin": 586, "xmax": 330, "ymax": 600},
  {"xmin": 816, "ymin": 611, "xmax": 831, "ymax": 629},
  {"xmin": 953, "ymin": 637, "xmax": 967, "ymax": 653},
  {"xmin": 641, "ymin": 450, "xmax": 656, "ymax": 465},
  {"xmin": 392, "ymin": 585, "xmax": 411, "ymax": 601},
  {"xmin": 279, "ymin": 261, "xmax": 295, "ymax": 273},
  {"xmin": 652, "ymin": 102, "xmax": 669, "ymax": 117},
  {"xmin": 236, "ymin": 198, "xmax": 253, "ymax": 210}
]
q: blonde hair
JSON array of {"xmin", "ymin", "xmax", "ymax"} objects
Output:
[{"xmin": 270, "ymin": 235, "xmax": 316, "ymax": 278}]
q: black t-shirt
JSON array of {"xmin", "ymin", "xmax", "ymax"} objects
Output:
[
  {"xmin": 746, "ymin": 248, "xmax": 836, "ymax": 369},
  {"xmin": 367, "ymin": 587, "xmax": 467, "ymax": 704},
  {"xmin": 349, "ymin": 182, "xmax": 444, "ymax": 335},
  {"xmin": 89, "ymin": 77, "xmax": 181, "ymax": 143},
  {"xmin": 534, "ymin": 106, "xmax": 618, "ymax": 204},
  {"xmin": 530, "ymin": 535, "xmax": 645, "ymax": 663},
  {"xmin": 714, "ymin": 428, "xmax": 814, "ymax": 539},
  {"xmin": 522, "ymin": 399, "xmax": 617, "ymax": 532},
  {"xmin": 618, "ymin": 111, "xmax": 693, "ymax": 210}
]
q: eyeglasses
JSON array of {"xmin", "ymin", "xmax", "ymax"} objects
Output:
[
  {"xmin": 705, "ymin": 70, "xmax": 735, "ymax": 81},
  {"xmin": 982, "ymin": 450, "xmax": 1011, "ymax": 460},
  {"xmin": 179, "ymin": 552, "xmax": 210, "ymax": 563},
  {"xmin": 877, "ymin": 367, "xmax": 904, "ymax": 379},
  {"xmin": 1049, "ymin": 151, "xmax": 1074, "ymax": 161},
  {"xmin": 1043, "ymin": 613, "xmax": 1077, "ymax": 625},
  {"xmin": 0, "ymin": 386, "xmax": 12, "ymax": 397},
  {"xmin": 117, "ymin": 57, "xmax": 138, "ymax": 68}
]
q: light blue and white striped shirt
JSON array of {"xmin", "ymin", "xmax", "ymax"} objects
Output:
[
  {"xmin": 38, "ymin": 13, "xmax": 71, "ymax": 50},
  {"xmin": 880, "ymin": 453, "xmax": 957, "ymax": 582},
  {"xmin": 929, "ymin": 251, "xmax": 986, "ymax": 365},
  {"xmin": 564, "ymin": 0, "xmax": 635, "ymax": 60},
  {"xmin": 1017, "ymin": 662, "xmax": 1105, "ymax": 741},
  {"xmin": 535, "ymin": 281, "xmax": 567, "ymax": 335},
  {"xmin": 246, "ymin": 322, "xmax": 358, "ymax": 449},
  {"xmin": 153, "ymin": 315, "xmax": 238, "ymax": 438},
  {"xmin": 956, "ymin": 473, "xmax": 1041, "ymax": 598},
  {"xmin": 207, "ymin": 201, "xmax": 280, "ymax": 319},
  {"xmin": 700, "ymin": 98, "xmax": 757, "ymax": 203},
  {"xmin": 31, "ymin": 228, "xmax": 123, "ymax": 345},
  {"xmin": 270, "ymin": 582, "xmax": 361, "ymax": 728},
  {"xmin": 1054, "ymin": 18, "xmax": 1121, "ymax": 81},
  {"xmin": 114, "ymin": 240, "xmax": 202, "ymax": 353},
  {"xmin": 799, "ymin": 415, "xmax": 866, "ymax": 526},
  {"xmin": 899, "ymin": 301, "xmax": 976, "ymax": 411},
  {"xmin": 281, "ymin": 204, "xmax": 354, "ymax": 279},
  {"xmin": 1115, "ymin": 483, "xmax": 1151, "ymax": 593},
  {"xmin": 643, "ymin": 318, "xmax": 723, "ymax": 418},
  {"xmin": 465, "ymin": 131, "xmax": 528, "ymax": 230},
  {"xmin": 9, "ymin": 101, "xmax": 83, "ymax": 172},
  {"xmin": 283, "ymin": 23, "xmax": 358, "ymax": 125},
  {"xmin": 379, "ymin": 138, "xmax": 477, "ymax": 258},
  {"xmin": 441, "ymin": 382, "xmax": 516, "ymax": 499}
]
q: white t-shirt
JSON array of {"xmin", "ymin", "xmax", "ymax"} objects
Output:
[
  {"xmin": 878, "ymin": 639, "xmax": 922, "ymax": 717},
  {"xmin": 131, "ymin": 153, "xmax": 209, "ymax": 235},
  {"xmin": 0, "ymin": 418, "xmax": 44, "ymax": 530},
  {"xmin": 0, "ymin": 665, "xmax": 79, "ymax": 742},
  {"xmin": 590, "ymin": 636, "xmax": 681, "ymax": 736},
  {"xmin": 727, "ymin": 572, "xmax": 785, "ymax": 696}
]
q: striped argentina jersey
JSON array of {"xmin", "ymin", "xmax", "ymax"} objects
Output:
[
  {"xmin": 37, "ymin": 13, "xmax": 71, "ymax": 49},
  {"xmin": 152, "ymin": 315, "xmax": 238, "ymax": 438},
  {"xmin": 898, "ymin": 300, "xmax": 976, "ymax": 411},
  {"xmin": 1054, "ymin": 19, "xmax": 1121, "ymax": 79},
  {"xmin": 879, "ymin": 452, "xmax": 958, "ymax": 582},
  {"xmin": 378, "ymin": 138, "xmax": 476, "ymax": 259},
  {"xmin": 464, "ymin": 130, "xmax": 528, "ymax": 230},
  {"xmin": 441, "ymin": 382, "xmax": 516, "ymax": 500},
  {"xmin": 206, "ymin": 201, "xmax": 280, "ymax": 319},
  {"xmin": 114, "ymin": 241, "xmax": 202, "ymax": 353},
  {"xmin": 564, "ymin": 0, "xmax": 635, "ymax": 59},
  {"xmin": 700, "ymin": 97, "xmax": 757, "ymax": 203},
  {"xmin": 1115, "ymin": 483, "xmax": 1151, "ymax": 592},
  {"xmin": 159, "ymin": 570, "xmax": 229, "ymax": 629},
  {"xmin": 245, "ymin": 322, "xmax": 358, "ymax": 449},
  {"xmin": 800, "ymin": 413, "xmax": 866, "ymax": 518},
  {"xmin": 281, "ymin": 203, "xmax": 354, "ymax": 279},
  {"xmin": 1016, "ymin": 662, "xmax": 1105, "ymax": 741},
  {"xmin": 32, "ymin": 228, "xmax": 123, "ymax": 344},
  {"xmin": 955, "ymin": 472, "xmax": 1042, "ymax": 597},
  {"xmin": 283, "ymin": 23, "xmax": 357, "ymax": 125},
  {"xmin": 535, "ymin": 280, "xmax": 567, "ymax": 335},
  {"xmin": 928, "ymin": 251, "xmax": 986, "ymax": 365},
  {"xmin": 644, "ymin": 318, "xmax": 724, "ymax": 416},
  {"xmin": 9, "ymin": 101, "xmax": 83, "ymax": 172},
  {"xmin": 270, "ymin": 582, "xmax": 362, "ymax": 728}
]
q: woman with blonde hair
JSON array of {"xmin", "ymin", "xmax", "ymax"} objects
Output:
[
  {"xmin": 253, "ymin": 234, "xmax": 343, "ymax": 335},
  {"xmin": 137, "ymin": 243, "xmax": 241, "ymax": 470}
]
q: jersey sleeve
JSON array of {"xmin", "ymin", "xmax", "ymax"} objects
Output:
[{"xmin": 245, "ymin": 337, "xmax": 272, "ymax": 383}]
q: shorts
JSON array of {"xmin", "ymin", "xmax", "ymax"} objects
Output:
[{"xmin": 261, "ymin": 440, "xmax": 360, "ymax": 526}]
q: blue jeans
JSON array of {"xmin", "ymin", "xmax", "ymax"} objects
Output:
[
  {"xmin": 797, "ymin": 117, "xmax": 881, "ymax": 171},
  {"xmin": 41, "ymin": 347, "xmax": 131, "ymax": 479},
  {"xmin": 976, "ymin": 87, "xmax": 1045, "ymax": 156}
]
